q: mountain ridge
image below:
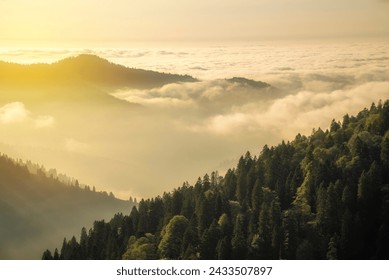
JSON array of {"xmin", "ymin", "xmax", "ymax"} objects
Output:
[
  {"xmin": 42, "ymin": 100, "xmax": 389, "ymax": 260},
  {"xmin": 0, "ymin": 153, "xmax": 136, "ymax": 259},
  {"xmin": 0, "ymin": 54, "xmax": 197, "ymax": 89},
  {"xmin": 0, "ymin": 54, "xmax": 273, "ymax": 91}
]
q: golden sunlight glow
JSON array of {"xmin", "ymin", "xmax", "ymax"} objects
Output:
[
  {"xmin": 2, "ymin": 0, "xmax": 389, "ymax": 262},
  {"xmin": 0, "ymin": 0, "xmax": 388, "ymax": 46}
]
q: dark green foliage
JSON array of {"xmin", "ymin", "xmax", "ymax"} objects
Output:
[
  {"xmin": 44, "ymin": 100, "xmax": 389, "ymax": 260},
  {"xmin": 280, "ymin": 210, "xmax": 299, "ymax": 259},
  {"xmin": 42, "ymin": 250, "xmax": 53, "ymax": 260},
  {"xmin": 122, "ymin": 234, "xmax": 157, "ymax": 260},
  {"xmin": 326, "ymin": 234, "xmax": 339, "ymax": 260},
  {"xmin": 158, "ymin": 215, "xmax": 189, "ymax": 259},
  {"xmin": 296, "ymin": 240, "xmax": 314, "ymax": 260},
  {"xmin": 231, "ymin": 214, "xmax": 248, "ymax": 259},
  {"xmin": 200, "ymin": 221, "xmax": 221, "ymax": 259},
  {"xmin": 251, "ymin": 188, "xmax": 281, "ymax": 259}
]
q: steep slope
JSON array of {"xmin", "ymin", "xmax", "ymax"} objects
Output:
[
  {"xmin": 0, "ymin": 154, "xmax": 135, "ymax": 259},
  {"xmin": 45, "ymin": 100, "xmax": 389, "ymax": 260}
]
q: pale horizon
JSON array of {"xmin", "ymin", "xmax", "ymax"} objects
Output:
[{"xmin": 1, "ymin": 0, "xmax": 389, "ymax": 46}]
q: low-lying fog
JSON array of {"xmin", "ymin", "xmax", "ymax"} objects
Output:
[{"xmin": 1, "ymin": 41, "xmax": 389, "ymax": 199}]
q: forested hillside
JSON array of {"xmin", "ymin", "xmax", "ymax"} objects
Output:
[
  {"xmin": 0, "ymin": 54, "xmax": 196, "ymax": 89},
  {"xmin": 43, "ymin": 100, "xmax": 389, "ymax": 260},
  {"xmin": 0, "ymin": 155, "xmax": 135, "ymax": 259}
]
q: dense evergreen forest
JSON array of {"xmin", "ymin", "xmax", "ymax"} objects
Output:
[
  {"xmin": 43, "ymin": 100, "xmax": 389, "ymax": 260},
  {"xmin": 0, "ymin": 155, "xmax": 135, "ymax": 259}
]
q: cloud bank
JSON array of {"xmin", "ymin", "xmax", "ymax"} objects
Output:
[
  {"xmin": 1, "ymin": 42, "xmax": 389, "ymax": 199},
  {"xmin": 112, "ymin": 74, "xmax": 389, "ymax": 140},
  {"xmin": 191, "ymin": 81, "xmax": 389, "ymax": 138},
  {"xmin": 112, "ymin": 79, "xmax": 275, "ymax": 114},
  {"xmin": 0, "ymin": 102, "xmax": 29, "ymax": 124},
  {"xmin": 0, "ymin": 102, "xmax": 55, "ymax": 128}
]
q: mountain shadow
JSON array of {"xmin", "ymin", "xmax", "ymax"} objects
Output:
[{"xmin": 0, "ymin": 155, "xmax": 135, "ymax": 259}]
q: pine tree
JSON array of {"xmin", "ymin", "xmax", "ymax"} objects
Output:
[
  {"xmin": 80, "ymin": 227, "xmax": 88, "ymax": 259},
  {"xmin": 158, "ymin": 215, "xmax": 189, "ymax": 259},
  {"xmin": 326, "ymin": 234, "xmax": 339, "ymax": 260},
  {"xmin": 42, "ymin": 250, "xmax": 53, "ymax": 260},
  {"xmin": 231, "ymin": 214, "xmax": 247, "ymax": 259}
]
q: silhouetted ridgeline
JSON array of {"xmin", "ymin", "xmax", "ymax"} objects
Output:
[
  {"xmin": 43, "ymin": 100, "xmax": 389, "ymax": 260},
  {"xmin": 0, "ymin": 54, "xmax": 197, "ymax": 89},
  {"xmin": 226, "ymin": 77, "xmax": 270, "ymax": 89},
  {"xmin": 0, "ymin": 155, "xmax": 136, "ymax": 259}
]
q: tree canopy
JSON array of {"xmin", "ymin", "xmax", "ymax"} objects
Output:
[{"xmin": 43, "ymin": 100, "xmax": 389, "ymax": 260}]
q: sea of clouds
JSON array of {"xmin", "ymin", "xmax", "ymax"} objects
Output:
[
  {"xmin": 1, "ymin": 41, "xmax": 389, "ymax": 198},
  {"xmin": 104, "ymin": 41, "xmax": 389, "ymax": 138}
]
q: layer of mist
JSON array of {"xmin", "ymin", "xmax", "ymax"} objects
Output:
[
  {"xmin": 1, "ymin": 42, "xmax": 389, "ymax": 200},
  {"xmin": 0, "ymin": 154, "xmax": 135, "ymax": 259}
]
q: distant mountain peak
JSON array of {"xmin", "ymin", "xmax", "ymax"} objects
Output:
[
  {"xmin": 226, "ymin": 77, "xmax": 270, "ymax": 88},
  {"xmin": 0, "ymin": 54, "xmax": 197, "ymax": 90},
  {"xmin": 56, "ymin": 54, "xmax": 111, "ymax": 66}
]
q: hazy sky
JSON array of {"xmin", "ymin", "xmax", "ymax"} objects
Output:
[
  {"xmin": 1, "ymin": 1, "xmax": 389, "ymax": 200},
  {"xmin": 1, "ymin": 0, "xmax": 389, "ymax": 45}
]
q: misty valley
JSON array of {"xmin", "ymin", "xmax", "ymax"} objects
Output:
[{"xmin": 0, "ymin": 55, "xmax": 389, "ymax": 260}]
